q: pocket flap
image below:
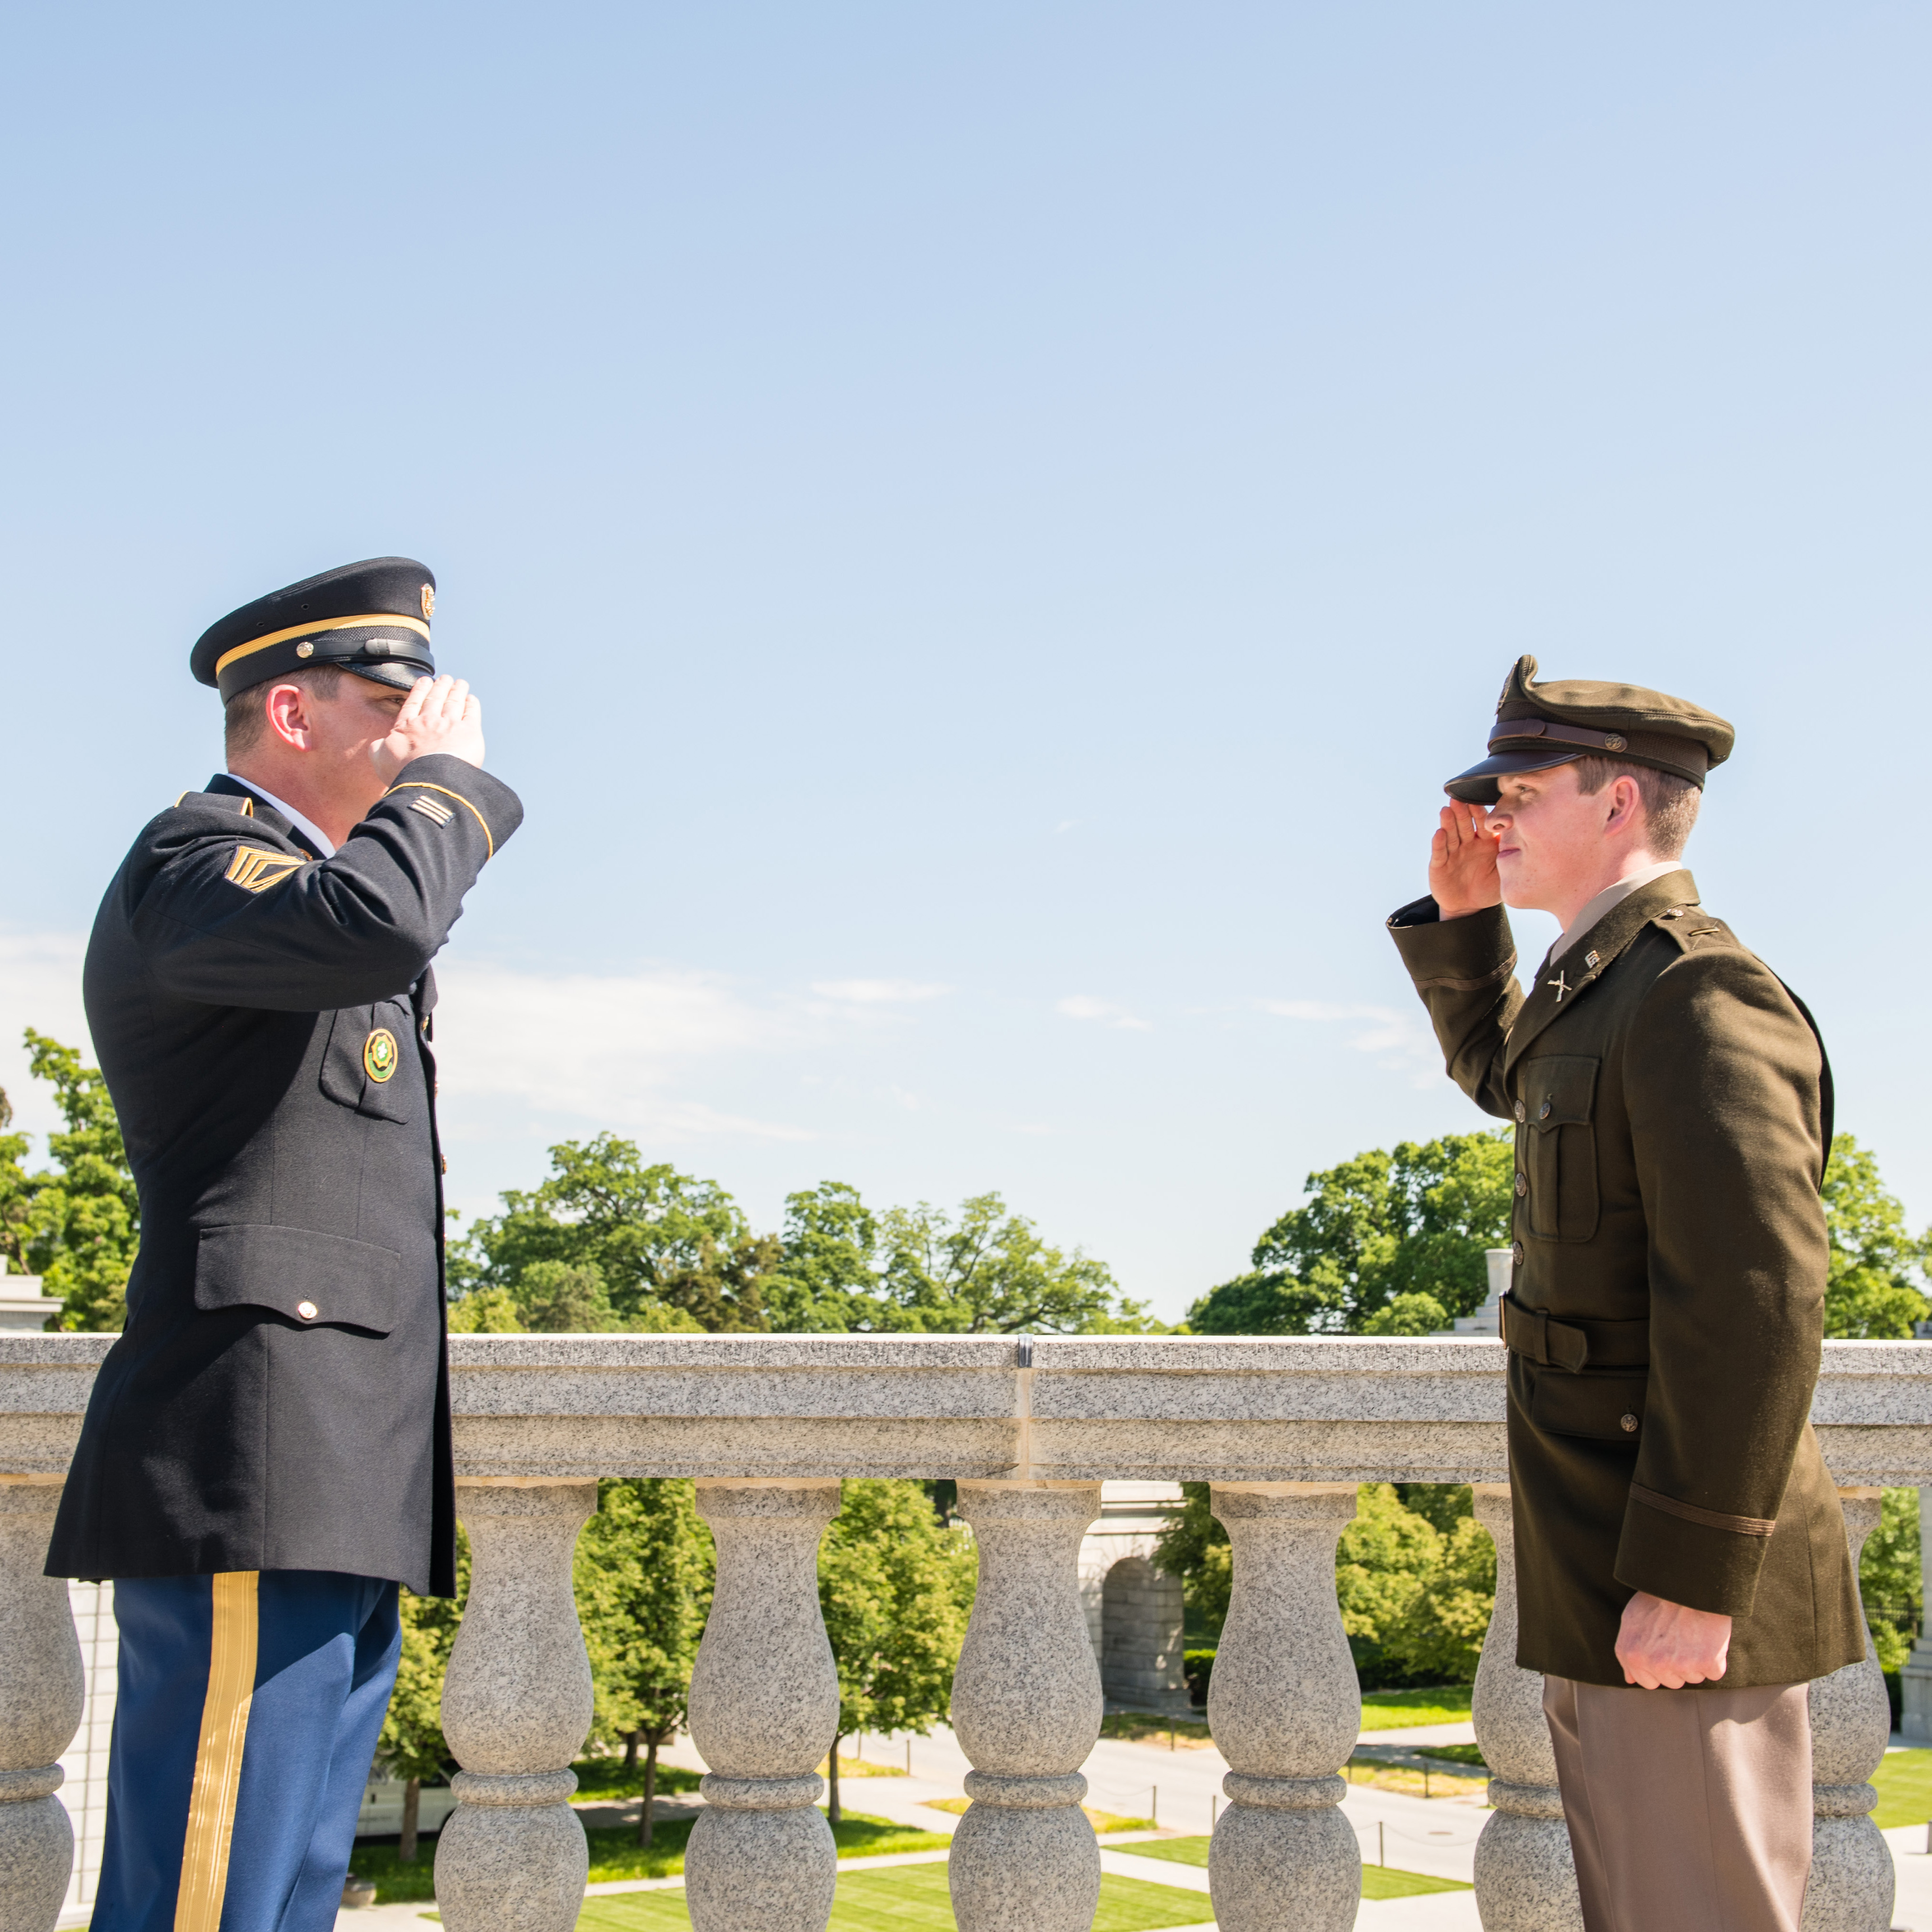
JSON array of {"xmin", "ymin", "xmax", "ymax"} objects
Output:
[
  {"xmin": 194, "ymin": 1224, "xmax": 402, "ymax": 1335},
  {"xmin": 319, "ymin": 1004, "xmax": 414, "ymax": 1124},
  {"xmin": 1529, "ymin": 1368, "xmax": 1647, "ymax": 1442},
  {"xmin": 1522, "ymin": 1054, "xmax": 1600, "ymax": 1131}
]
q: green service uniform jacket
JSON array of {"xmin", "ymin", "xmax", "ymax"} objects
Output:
[{"xmin": 1388, "ymin": 868, "xmax": 1863, "ymax": 1688}]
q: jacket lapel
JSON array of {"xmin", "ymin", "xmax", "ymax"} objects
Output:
[
  {"xmin": 1503, "ymin": 869, "xmax": 1698, "ymax": 1078},
  {"xmin": 205, "ymin": 774, "xmax": 323, "ymax": 860}
]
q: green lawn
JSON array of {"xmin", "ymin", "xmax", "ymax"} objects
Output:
[
  {"xmin": 571, "ymin": 1758, "xmax": 706, "ymax": 1803},
  {"xmin": 1873, "ymin": 1750, "xmax": 1932, "ymax": 1829},
  {"xmin": 353, "ymin": 1810, "xmax": 951, "ymax": 1905},
  {"xmin": 1358, "ymin": 1685, "xmax": 1475, "ymax": 1730},
  {"xmin": 1117, "ymin": 1836, "xmax": 1468, "ymax": 1899},
  {"xmin": 576, "ymin": 1867, "xmax": 1217, "ymax": 1930}
]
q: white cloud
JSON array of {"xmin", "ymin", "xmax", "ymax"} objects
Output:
[
  {"xmin": 809, "ymin": 979, "xmax": 950, "ymax": 1004},
  {"xmin": 1057, "ymin": 995, "xmax": 1151, "ymax": 1032},
  {"xmin": 0, "ymin": 932, "xmax": 92, "ymax": 1148},
  {"xmin": 1255, "ymin": 997, "xmax": 1441, "ymax": 1081}
]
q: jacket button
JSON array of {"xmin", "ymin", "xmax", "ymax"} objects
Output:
[
  {"xmin": 441, "ymin": 1156, "xmax": 448, "ymax": 1174},
  {"xmin": 1620, "ymin": 1413, "xmax": 1639, "ymax": 1433},
  {"xmin": 1538, "ymin": 1100, "xmax": 1552, "ymax": 1120},
  {"xmin": 1514, "ymin": 1100, "xmax": 1526, "ymax": 1123},
  {"xmin": 1512, "ymin": 1241, "xmax": 1525, "ymax": 1266},
  {"xmin": 1514, "ymin": 1172, "xmax": 1527, "ymax": 1196},
  {"xmin": 296, "ymin": 1301, "xmax": 319, "ymax": 1321}
]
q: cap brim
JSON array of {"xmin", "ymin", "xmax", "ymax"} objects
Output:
[
  {"xmin": 1442, "ymin": 747, "xmax": 1584, "ymax": 805},
  {"xmin": 342, "ymin": 662, "xmax": 434, "ymax": 692}
]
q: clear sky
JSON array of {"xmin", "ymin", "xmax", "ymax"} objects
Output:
[{"xmin": 2, "ymin": 4, "xmax": 1927, "ymax": 1324}]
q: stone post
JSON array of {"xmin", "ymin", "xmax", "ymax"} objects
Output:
[
  {"xmin": 684, "ymin": 1480, "xmax": 842, "ymax": 1932},
  {"xmin": 435, "ymin": 1479, "xmax": 598, "ymax": 1932},
  {"xmin": 949, "ymin": 1480, "xmax": 1104, "ymax": 1932},
  {"xmin": 0, "ymin": 1478, "xmax": 84, "ymax": 1932},
  {"xmin": 1206, "ymin": 1483, "xmax": 1361, "ymax": 1932},
  {"xmin": 1470, "ymin": 1483, "xmax": 1582, "ymax": 1932},
  {"xmin": 1801, "ymin": 1489, "xmax": 1894, "ymax": 1932}
]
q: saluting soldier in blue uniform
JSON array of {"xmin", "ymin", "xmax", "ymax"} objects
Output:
[{"xmin": 47, "ymin": 558, "xmax": 523, "ymax": 1932}]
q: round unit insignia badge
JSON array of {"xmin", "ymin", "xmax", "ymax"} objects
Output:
[
  {"xmin": 421, "ymin": 583, "xmax": 436, "ymax": 620},
  {"xmin": 363, "ymin": 1027, "xmax": 399, "ymax": 1083}
]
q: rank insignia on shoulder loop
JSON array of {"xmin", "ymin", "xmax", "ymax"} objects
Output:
[
  {"xmin": 224, "ymin": 845, "xmax": 306, "ymax": 894},
  {"xmin": 1584, "ymin": 950, "xmax": 1601, "ymax": 970},
  {"xmin": 363, "ymin": 1028, "xmax": 399, "ymax": 1083}
]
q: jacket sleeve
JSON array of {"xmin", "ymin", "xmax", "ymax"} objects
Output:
[
  {"xmin": 129, "ymin": 755, "xmax": 524, "ymax": 1011},
  {"xmin": 1385, "ymin": 897, "xmax": 1525, "ymax": 1121},
  {"xmin": 1613, "ymin": 939, "xmax": 1828, "ymax": 1616}
]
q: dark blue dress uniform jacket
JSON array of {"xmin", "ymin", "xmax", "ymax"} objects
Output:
[{"xmin": 45, "ymin": 753, "xmax": 523, "ymax": 1598}]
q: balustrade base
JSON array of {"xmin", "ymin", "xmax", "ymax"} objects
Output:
[
  {"xmin": 1208, "ymin": 1799, "xmax": 1359, "ymax": 1932},
  {"xmin": 1802, "ymin": 1816, "xmax": 1896, "ymax": 1932},
  {"xmin": 0, "ymin": 1793, "xmax": 73, "ymax": 1932},
  {"xmin": 949, "ymin": 1799, "xmax": 1101, "ymax": 1932},
  {"xmin": 432, "ymin": 1800, "xmax": 588, "ymax": 1932},
  {"xmin": 685, "ymin": 1804, "xmax": 836, "ymax": 1932},
  {"xmin": 1472, "ymin": 1810, "xmax": 1583, "ymax": 1932}
]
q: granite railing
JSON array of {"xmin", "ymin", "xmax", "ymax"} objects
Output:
[{"xmin": 1, "ymin": 1334, "xmax": 1925, "ymax": 1932}]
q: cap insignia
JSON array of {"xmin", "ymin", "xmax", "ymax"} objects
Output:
[
  {"xmin": 421, "ymin": 584, "xmax": 435, "ymax": 620},
  {"xmin": 1602, "ymin": 732, "xmax": 1627, "ymax": 752},
  {"xmin": 224, "ymin": 845, "xmax": 305, "ymax": 894},
  {"xmin": 295, "ymin": 640, "xmax": 315, "ymax": 659},
  {"xmin": 364, "ymin": 1027, "xmax": 399, "ymax": 1083}
]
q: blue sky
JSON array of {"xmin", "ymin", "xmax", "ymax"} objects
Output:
[{"xmin": 2, "ymin": 4, "xmax": 1927, "ymax": 1323}]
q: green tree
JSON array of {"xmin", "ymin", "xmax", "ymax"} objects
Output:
[
  {"xmin": 456, "ymin": 1135, "xmax": 772, "ymax": 1332},
  {"xmin": 765, "ymin": 1182, "xmax": 1157, "ymax": 1334},
  {"xmin": 1821, "ymin": 1136, "xmax": 1931, "ymax": 1340},
  {"xmin": 377, "ymin": 1537, "xmax": 470, "ymax": 1864},
  {"xmin": 1189, "ymin": 1132, "xmax": 1512, "ymax": 1335},
  {"xmin": 7, "ymin": 1033, "xmax": 140, "ymax": 1332},
  {"xmin": 575, "ymin": 1479, "xmax": 715, "ymax": 1845},
  {"xmin": 1859, "ymin": 1487, "xmax": 1923, "ymax": 1675},
  {"xmin": 817, "ymin": 1480, "xmax": 976, "ymax": 1825}
]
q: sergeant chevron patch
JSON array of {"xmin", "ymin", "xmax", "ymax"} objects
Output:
[
  {"xmin": 408, "ymin": 794, "xmax": 455, "ymax": 826},
  {"xmin": 224, "ymin": 846, "xmax": 306, "ymax": 894}
]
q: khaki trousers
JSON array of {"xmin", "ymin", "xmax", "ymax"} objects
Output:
[{"xmin": 1543, "ymin": 1674, "xmax": 1813, "ymax": 1932}]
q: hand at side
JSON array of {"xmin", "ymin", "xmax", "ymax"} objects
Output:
[
  {"xmin": 372, "ymin": 675, "xmax": 486, "ymax": 780},
  {"xmin": 1615, "ymin": 1590, "xmax": 1732, "ymax": 1689},
  {"xmin": 1430, "ymin": 802, "xmax": 1501, "ymax": 918}
]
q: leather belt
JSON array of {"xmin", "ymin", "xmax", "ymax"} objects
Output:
[{"xmin": 1500, "ymin": 1293, "xmax": 1650, "ymax": 1372}]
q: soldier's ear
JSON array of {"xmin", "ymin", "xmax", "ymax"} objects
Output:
[{"xmin": 263, "ymin": 681, "xmax": 316, "ymax": 752}]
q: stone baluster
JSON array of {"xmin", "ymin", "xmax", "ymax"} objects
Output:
[
  {"xmin": 948, "ymin": 1480, "xmax": 1104, "ymax": 1932},
  {"xmin": 1801, "ymin": 1488, "xmax": 1894, "ymax": 1932},
  {"xmin": 684, "ymin": 1480, "xmax": 842, "ymax": 1932},
  {"xmin": 1470, "ymin": 1483, "xmax": 1582, "ymax": 1932},
  {"xmin": 436, "ymin": 1479, "xmax": 598, "ymax": 1932},
  {"xmin": 1206, "ymin": 1483, "xmax": 1361, "ymax": 1932},
  {"xmin": 0, "ymin": 1478, "xmax": 85, "ymax": 1932}
]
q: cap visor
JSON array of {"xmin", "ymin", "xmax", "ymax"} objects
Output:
[
  {"xmin": 342, "ymin": 662, "xmax": 434, "ymax": 692},
  {"xmin": 1443, "ymin": 747, "xmax": 1583, "ymax": 804}
]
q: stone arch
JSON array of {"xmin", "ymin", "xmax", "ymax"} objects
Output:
[{"xmin": 1099, "ymin": 1555, "xmax": 1188, "ymax": 1714}]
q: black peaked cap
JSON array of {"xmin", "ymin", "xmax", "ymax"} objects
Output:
[
  {"xmin": 192, "ymin": 557, "xmax": 438, "ymax": 702},
  {"xmin": 1443, "ymin": 655, "xmax": 1735, "ymax": 804}
]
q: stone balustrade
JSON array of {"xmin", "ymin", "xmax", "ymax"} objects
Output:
[{"xmin": 0, "ymin": 1333, "xmax": 1925, "ymax": 1932}]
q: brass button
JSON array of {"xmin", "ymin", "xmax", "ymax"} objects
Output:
[
  {"xmin": 1620, "ymin": 1413, "xmax": 1639, "ymax": 1433},
  {"xmin": 440, "ymin": 1156, "xmax": 448, "ymax": 1175},
  {"xmin": 1514, "ymin": 1100, "xmax": 1526, "ymax": 1123},
  {"xmin": 1538, "ymin": 1100, "xmax": 1552, "ymax": 1120},
  {"xmin": 1512, "ymin": 1241, "xmax": 1525, "ymax": 1266},
  {"xmin": 296, "ymin": 1301, "xmax": 319, "ymax": 1321},
  {"xmin": 1514, "ymin": 1172, "xmax": 1527, "ymax": 1196}
]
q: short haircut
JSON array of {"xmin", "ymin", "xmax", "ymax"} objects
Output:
[
  {"xmin": 1571, "ymin": 755, "xmax": 1701, "ymax": 859},
  {"xmin": 222, "ymin": 665, "xmax": 347, "ymax": 761}
]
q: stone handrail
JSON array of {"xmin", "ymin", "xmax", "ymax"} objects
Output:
[{"xmin": 0, "ymin": 1334, "xmax": 1923, "ymax": 1930}]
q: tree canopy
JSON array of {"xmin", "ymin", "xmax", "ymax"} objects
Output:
[
  {"xmin": 1187, "ymin": 1131, "xmax": 1512, "ymax": 1335},
  {"xmin": 1821, "ymin": 1135, "xmax": 1931, "ymax": 1339}
]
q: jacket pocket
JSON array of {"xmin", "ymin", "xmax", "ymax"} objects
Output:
[
  {"xmin": 194, "ymin": 1224, "xmax": 401, "ymax": 1335},
  {"xmin": 319, "ymin": 1002, "xmax": 415, "ymax": 1124},
  {"xmin": 1529, "ymin": 1367, "xmax": 1647, "ymax": 1444},
  {"xmin": 1522, "ymin": 1054, "xmax": 1601, "ymax": 1242}
]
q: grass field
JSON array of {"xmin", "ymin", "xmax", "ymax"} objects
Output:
[
  {"xmin": 1358, "ymin": 1686, "xmax": 1476, "ymax": 1730},
  {"xmin": 1873, "ymin": 1749, "xmax": 1932, "ymax": 1829},
  {"xmin": 574, "ymin": 1866, "xmax": 1217, "ymax": 1929},
  {"xmin": 351, "ymin": 1810, "xmax": 951, "ymax": 1905},
  {"xmin": 918, "ymin": 1796, "xmax": 1154, "ymax": 1833},
  {"xmin": 1119, "ymin": 1836, "xmax": 1470, "ymax": 1899}
]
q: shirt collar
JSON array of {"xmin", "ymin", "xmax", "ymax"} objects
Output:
[
  {"xmin": 1553, "ymin": 859, "xmax": 1686, "ymax": 959},
  {"xmin": 224, "ymin": 777, "xmax": 337, "ymax": 858}
]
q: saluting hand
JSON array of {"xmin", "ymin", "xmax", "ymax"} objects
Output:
[
  {"xmin": 371, "ymin": 674, "xmax": 486, "ymax": 780},
  {"xmin": 1430, "ymin": 802, "xmax": 1502, "ymax": 919},
  {"xmin": 1615, "ymin": 1590, "xmax": 1732, "ymax": 1689}
]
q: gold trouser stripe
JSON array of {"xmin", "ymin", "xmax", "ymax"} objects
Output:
[
  {"xmin": 174, "ymin": 1571, "xmax": 259, "ymax": 1932},
  {"xmin": 214, "ymin": 612, "xmax": 432, "ymax": 677},
  {"xmin": 382, "ymin": 781, "xmax": 495, "ymax": 858}
]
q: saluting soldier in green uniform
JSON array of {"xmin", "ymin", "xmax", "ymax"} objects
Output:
[{"xmin": 1387, "ymin": 657, "xmax": 1863, "ymax": 1932}]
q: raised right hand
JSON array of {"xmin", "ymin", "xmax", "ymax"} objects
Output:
[
  {"xmin": 1429, "ymin": 801, "xmax": 1501, "ymax": 918},
  {"xmin": 371, "ymin": 675, "xmax": 486, "ymax": 779}
]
